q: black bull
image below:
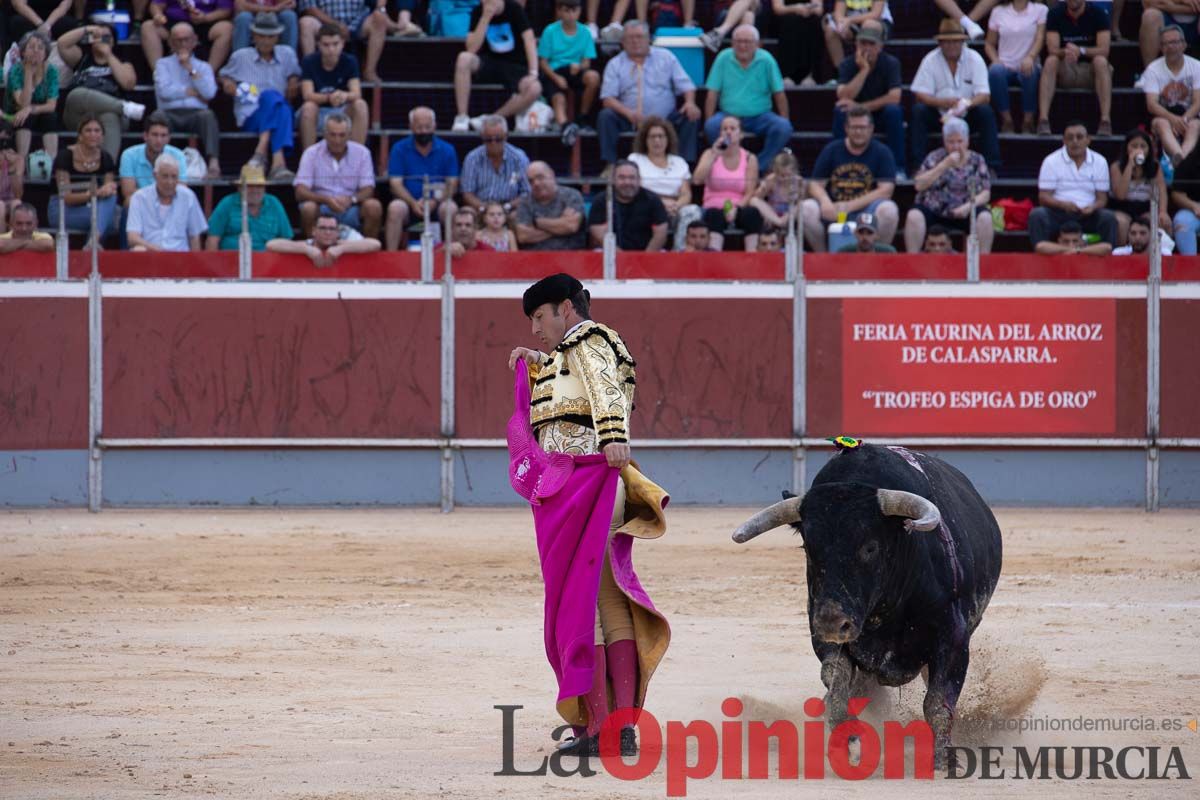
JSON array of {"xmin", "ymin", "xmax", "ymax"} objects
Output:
[{"xmin": 732, "ymin": 443, "xmax": 1003, "ymax": 756}]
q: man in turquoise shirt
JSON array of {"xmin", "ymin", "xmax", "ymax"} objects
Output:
[
  {"xmin": 205, "ymin": 164, "xmax": 294, "ymax": 251},
  {"xmin": 703, "ymin": 24, "xmax": 794, "ymax": 167},
  {"xmin": 118, "ymin": 112, "xmax": 189, "ymax": 207}
]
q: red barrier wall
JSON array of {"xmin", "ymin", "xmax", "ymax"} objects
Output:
[
  {"xmin": 436, "ymin": 250, "xmax": 602, "ymax": 281},
  {"xmin": 0, "ymin": 298, "xmax": 88, "ymax": 448},
  {"xmin": 981, "ymin": 254, "xmax": 1150, "ymax": 281},
  {"xmin": 7, "ymin": 250, "xmax": 1200, "ymax": 280},
  {"xmin": 102, "ymin": 298, "xmax": 441, "ymax": 438},
  {"xmin": 2, "ymin": 272, "xmax": 1197, "ymax": 449},
  {"xmin": 68, "ymin": 251, "xmax": 239, "ymax": 279},
  {"xmin": 6, "ymin": 250, "xmax": 1200, "ymax": 281},
  {"xmin": 1162, "ymin": 299, "xmax": 1200, "ymax": 438},
  {"xmin": 253, "ymin": 251, "xmax": 421, "ymax": 280},
  {"xmin": 620, "ymin": 251, "xmax": 785, "ymax": 280},
  {"xmin": 805, "ymin": 253, "xmax": 965, "ymax": 280},
  {"xmin": 0, "ymin": 252, "xmax": 56, "ymax": 279},
  {"xmin": 1165, "ymin": 256, "xmax": 1200, "ymax": 281},
  {"xmin": 455, "ymin": 298, "xmax": 794, "ymax": 439}
]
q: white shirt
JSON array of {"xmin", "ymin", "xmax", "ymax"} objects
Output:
[
  {"xmin": 910, "ymin": 46, "xmax": 990, "ymax": 101},
  {"xmin": 1140, "ymin": 55, "xmax": 1200, "ymax": 110},
  {"xmin": 1113, "ymin": 231, "xmax": 1175, "ymax": 255},
  {"xmin": 126, "ymin": 184, "xmax": 208, "ymax": 251},
  {"xmin": 629, "ymin": 153, "xmax": 691, "ymax": 198},
  {"xmin": 1037, "ymin": 147, "xmax": 1111, "ymax": 208}
]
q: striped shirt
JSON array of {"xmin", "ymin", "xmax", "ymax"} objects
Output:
[
  {"xmin": 600, "ymin": 47, "xmax": 695, "ymax": 119},
  {"xmin": 459, "ymin": 143, "xmax": 531, "ymax": 204},
  {"xmin": 295, "ymin": 140, "xmax": 376, "ymax": 198}
]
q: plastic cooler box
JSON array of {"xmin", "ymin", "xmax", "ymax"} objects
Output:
[
  {"xmin": 653, "ymin": 27, "xmax": 705, "ymax": 87},
  {"xmin": 91, "ymin": 9, "xmax": 131, "ymax": 39},
  {"xmin": 827, "ymin": 221, "xmax": 857, "ymax": 252}
]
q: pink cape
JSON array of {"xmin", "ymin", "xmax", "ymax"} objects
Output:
[{"xmin": 507, "ymin": 360, "xmax": 665, "ymax": 709}]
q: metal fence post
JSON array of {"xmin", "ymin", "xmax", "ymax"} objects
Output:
[
  {"xmin": 89, "ymin": 180, "xmax": 99, "ymax": 277},
  {"xmin": 1146, "ymin": 193, "xmax": 1162, "ymax": 512},
  {"xmin": 420, "ymin": 176, "xmax": 435, "ymax": 282},
  {"xmin": 792, "ymin": 219, "xmax": 807, "ymax": 495},
  {"xmin": 784, "ymin": 199, "xmax": 800, "ymax": 282},
  {"xmin": 966, "ymin": 178, "xmax": 980, "ymax": 282},
  {"xmin": 440, "ymin": 269, "xmax": 456, "ymax": 512},
  {"xmin": 238, "ymin": 175, "xmax": 251, "ymax": 279},
  {"xmin": 87, "ymin": 198, "xmax": 103, "ymax": 512},
  {"xmin": 602, "ymin": 174, "xmax": 616, "ymax": 280},
  {"xmin": 55, "ymin": 194, "xmax": 68, "ymax": 280}
]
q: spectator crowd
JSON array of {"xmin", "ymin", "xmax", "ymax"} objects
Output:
[{"xmin": 0, "ymin": 0, "xmax": 1191, "ymax": 257}]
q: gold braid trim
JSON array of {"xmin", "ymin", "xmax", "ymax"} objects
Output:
[{"xmin": 567, "ymin": 324, "xmax": 634, "ymax": 449}]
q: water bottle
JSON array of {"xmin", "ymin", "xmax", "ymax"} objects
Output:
[{"xmin": 1161, "ymin": 153, "xmax": 1174, "ymax": 186}]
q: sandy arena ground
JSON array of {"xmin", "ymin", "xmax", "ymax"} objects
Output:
[{"xmin": 1, "ymin": 506, "xmax": 1199, "ymax": 799}]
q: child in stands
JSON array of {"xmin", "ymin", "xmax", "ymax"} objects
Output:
[
  {"xmin": 537, "ymin": 0, "xmax": 600, "ymax": 147},
  {"xmin": 752, "ymin": 150, "xmax": 804, "ymax": 230},
  {"xmin": 477, "ymin": 202, "xmax": 518, "ymax": 251}
]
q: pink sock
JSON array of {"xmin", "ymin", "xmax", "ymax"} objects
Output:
[
  {"xmin": 606, "ymin": 639, "xmax": 639, "ymax": 712},
  {"xmin": 584, "ymin": 644, "xmax": 609, "ymax": 737}
]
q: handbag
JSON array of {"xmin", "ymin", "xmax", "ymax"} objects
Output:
[
  {"xmin": 991, "ymin": 197, "xmax": 1034, "ymax": 231},
  {"xmin": 27, "ymin": 149, "xmax": 53, "ymax": 182},
  {"xmin": 182, "ymin": 147, "xmax": 207, "ymax": 182}
]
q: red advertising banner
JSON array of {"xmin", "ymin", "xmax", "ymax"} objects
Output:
[{"xmin": 841, "ymin": 298, "xmax": 1117, "ymax": 435}]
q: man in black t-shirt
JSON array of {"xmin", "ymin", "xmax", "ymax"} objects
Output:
[
  {"xmin": 452, "ymin": 0, "xmax": 541, "ymax": 132},
  {"xmin": 587, "ymin": 160, "xmax": 669, "ymax": 251},
  {"xmin": 833, "ymin": 21, "xmax": 905, "ymax": 176},
  {"xmin": 297, "ymin": 24, "xmax": 367, "ymax": 150},
  {"xmin": 802, "ymin": 105, "xmax": 899, "ymax": 251},
  {"xmin": 1037, "ymin": 0, "xmax": 1112, "ymax": 136}
]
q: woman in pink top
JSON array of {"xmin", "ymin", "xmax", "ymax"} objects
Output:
[
  {"xmin": 693, "ymin": 116, "xmax": 762, "ymax": 251},
  {"xmin": 985, "ymin": 0, "xmax": 1047, "ymax": 134}
]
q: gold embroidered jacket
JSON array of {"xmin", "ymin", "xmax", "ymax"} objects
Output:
[{"xmin": 528, "ymin": 321, "xmax": 636, "ymax": 455}]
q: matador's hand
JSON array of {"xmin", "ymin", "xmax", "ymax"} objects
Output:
[
  {"xmin": 604, "ymin": 442, "xmax": 631, "ymax": 470},
  {"xmin": 508, "ymin": 347, "xmax": 541, "ymax": 370}
]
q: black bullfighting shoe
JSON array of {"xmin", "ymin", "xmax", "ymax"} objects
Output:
[
  {"xmin": 620, "ymin": 726, "xmax": 637, "ymax": 756},
  {"xmin": 555, "ymin": 734, "xmax": 599, "ymax": 757}
]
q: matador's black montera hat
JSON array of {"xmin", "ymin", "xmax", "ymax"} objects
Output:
[{"xmin": 523, "ymin": 273, "xmax": 587, "ymax": 317}]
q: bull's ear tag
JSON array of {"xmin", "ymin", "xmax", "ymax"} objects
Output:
[{"xmin": 827, "ymin": 435, "xmax": 862, "ymax": 451}]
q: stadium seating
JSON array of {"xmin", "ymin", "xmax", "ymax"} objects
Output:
[{"xmin": 14, "ymin": 0, "xmax": 1160, "ymax": 252}]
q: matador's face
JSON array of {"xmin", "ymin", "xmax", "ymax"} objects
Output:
[{"xmin": 530, "ymin": 301, "xmax": 570, "ymax": 351}]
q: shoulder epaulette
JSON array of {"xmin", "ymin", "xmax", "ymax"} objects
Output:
[{"xmin": 555, "ymin": 321, "xmax": 637, "ymax": 367}]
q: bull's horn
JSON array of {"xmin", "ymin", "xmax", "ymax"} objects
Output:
[
  {"xmin": 877, "ymin": 489, "xmax": 941, "ymax": 532},
  {"xmin": 732, "ymin": 496, "xmax": 803, "ymax": 543}
]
